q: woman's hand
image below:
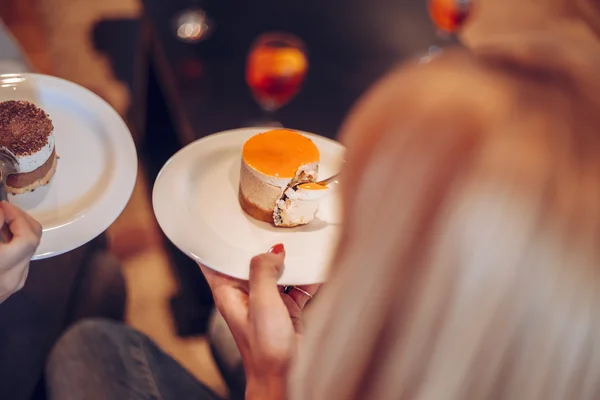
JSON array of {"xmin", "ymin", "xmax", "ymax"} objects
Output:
[
  {"xmin": 199, "ymin": 244, "xmax": 319, "ymax": 400},
  {"xmin": 0, "ymin": 202, "xmax": 42, "ymax": 303}
]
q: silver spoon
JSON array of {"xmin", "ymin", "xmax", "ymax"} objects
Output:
[{"xmin": 0, "ymin": 149, "xmax": 17, "ymax": 243}]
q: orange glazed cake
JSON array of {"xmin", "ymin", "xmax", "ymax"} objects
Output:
[
  {"xmin": 239, "ymin": 129, "xmax": 329, "ymax": 227},
  {"xmin": 0, "ymin": 101, "xmax": 57, "ymax": 194}
]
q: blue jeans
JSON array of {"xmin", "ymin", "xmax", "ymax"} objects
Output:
[{"xmin": 45, "ymin": 319, "xmax": 222, "ymax": 400}]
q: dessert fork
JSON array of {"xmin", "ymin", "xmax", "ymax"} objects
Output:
[
  {"xmin": 315, "ymin": 172, "xmax": 340, "ymax": 187},
  {"xmin": 291, "ymin": 172, "xmax": 341, "ymax": 190},
  {"xmin": 0, "ymin": 149, "xmax": 17, "ymax": 243}
]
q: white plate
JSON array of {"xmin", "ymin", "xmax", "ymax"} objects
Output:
[
  {"xmin": 153, "ymin": 128, "xmax": 344, "ymax": 285},
  {"xmin": 0, "ymin": 74, "xmax": 138, "ymax": 259}
]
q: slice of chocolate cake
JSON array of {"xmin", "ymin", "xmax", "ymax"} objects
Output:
[{"xmin": 0, "ymin": 101, "xmax": 57, "ymax": 194}]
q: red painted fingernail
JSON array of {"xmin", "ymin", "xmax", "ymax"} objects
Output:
[{"xmin": 270, "ymin": 243, "xmax": 285, "ymax": 254}]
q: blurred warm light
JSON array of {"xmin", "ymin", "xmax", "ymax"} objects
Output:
[
  {"xmin": 175, "ymin": 10, "xmax": 211, "ymax": 43},
  {"xmin": 428, "ymin": 0, "xmax": 472, "ymax": 33}
]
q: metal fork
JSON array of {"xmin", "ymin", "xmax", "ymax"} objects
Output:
[
  {"xmin": 291, "ymin": 172, "xmax": 341, "ymax": 190},
  {"xmin": 0, "ymin": 149, "xmax": 18, "ymax": 243},
  {"xmin": 314, "ymin": 172, "xmax": 340, "ymax": 187}
]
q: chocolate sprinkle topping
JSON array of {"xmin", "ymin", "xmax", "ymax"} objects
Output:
[{"xmin": 0, "ymin": 100, "xmax": 53, "ymax": 156}]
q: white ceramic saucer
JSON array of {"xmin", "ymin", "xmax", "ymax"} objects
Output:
[
  {"xmin": 153, "ymin": 128, "xmax": 344, "ymax": 285},
  {"xmin": 0, "ymin": 74, "xmax": 138, "ymax": 259}
]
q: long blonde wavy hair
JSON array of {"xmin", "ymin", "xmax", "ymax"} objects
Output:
[{"xmin": 290, "ymin": 28, "xmax": 600, "ymax": 400}]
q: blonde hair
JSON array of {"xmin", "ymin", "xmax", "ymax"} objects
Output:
[{"xmin": 290, "ymin": 48, "xmax": 600, "ymax": 399}]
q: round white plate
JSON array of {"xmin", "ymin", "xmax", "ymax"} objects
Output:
[
  {"xmin": 0, "ymin": 73, "xmax": 138, "ymax": 259},
  {"xmin": 153, "ymin": 128, "xmax": 344, "ymax": 285}
]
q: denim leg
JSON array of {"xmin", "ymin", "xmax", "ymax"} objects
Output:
[{"xmin": 45, "ymin": 319, "xmax": 222, "ymax": 400}]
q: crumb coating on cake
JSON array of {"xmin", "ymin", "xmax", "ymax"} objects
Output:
[{"xmin": 0, "ymin": 100, "xmax": 53, "ymax": 156}]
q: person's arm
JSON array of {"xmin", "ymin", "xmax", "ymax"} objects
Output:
[
  {"xmin": 199, "ymin": 244, "xmax": 319, "ymax": 400},
  {"xmin": 0, "ymin": 201, "xmax": 42, "ymax": 303},
  {"xmin": 245, "ymin": 375, "xmax": 288, "ymax": 400}
]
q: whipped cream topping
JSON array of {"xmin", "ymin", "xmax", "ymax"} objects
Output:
[{"xmin": 10, "ymin": 134, "xmax": 54, "ymax": 173}]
